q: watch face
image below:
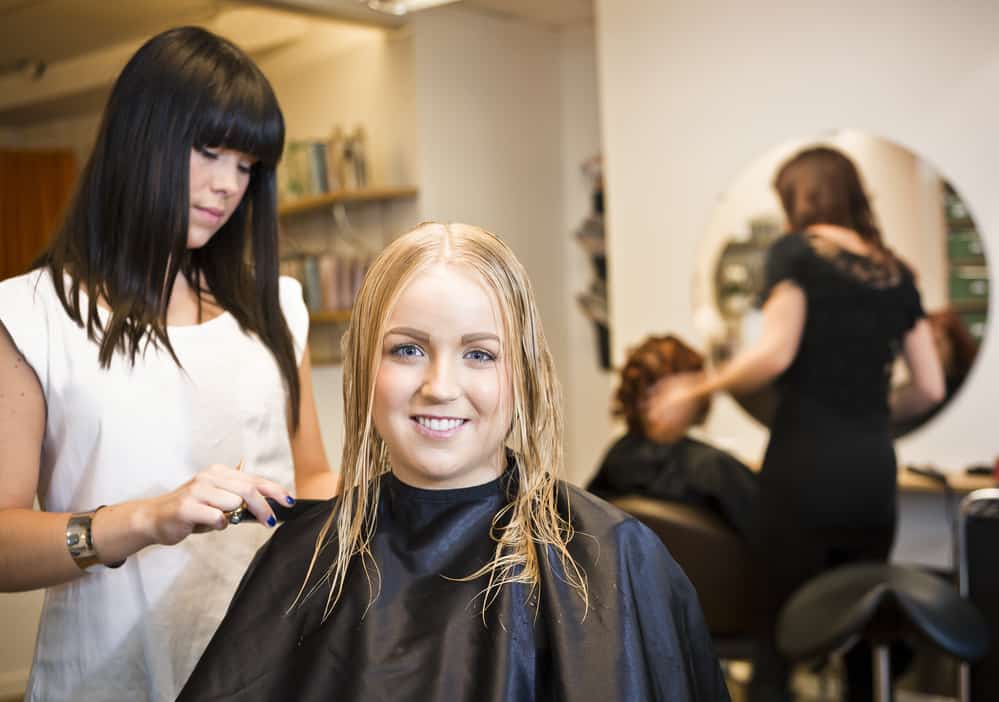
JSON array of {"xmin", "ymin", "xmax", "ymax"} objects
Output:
[{"xmin": 66, "ymin": 513, "xmax": 99, "ymax": 568}]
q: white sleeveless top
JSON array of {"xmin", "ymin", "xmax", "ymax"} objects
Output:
[{"xmin": 0, "ymin": 269, "xmax": 309, "ymax": 702}]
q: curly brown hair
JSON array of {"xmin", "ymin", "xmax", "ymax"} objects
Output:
[{"xmin": 613, "ymin": 334, "xmax": 706, "ymax": 434}]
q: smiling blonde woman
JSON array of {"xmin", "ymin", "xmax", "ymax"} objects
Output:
[{"xmin": 180, "ymin": 222, "xmax": 728, "ymax": 701}]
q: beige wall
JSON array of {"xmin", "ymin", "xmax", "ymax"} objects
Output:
[
  {"xmin": 557, "ymin": 22, "xmax": 615, "ymax": 484},
  {"xmin": 411, "ymin": 6, "xmax": 565, "ymax": 361},
  {"xmin": 410, "ymin": 8, "xmax": 611, "ymax": 484},
  {"xmin": 596, "ymin": 0, "xmax": 998, "ymax": 473}
]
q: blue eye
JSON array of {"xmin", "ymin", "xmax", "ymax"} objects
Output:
[
  {"xmin": 390, "ymin": 343, "xmax": 424, "ymax": 358},
  {"xmin": 465, "ymin": 349, "xmax": 496, "ymax": 363}
]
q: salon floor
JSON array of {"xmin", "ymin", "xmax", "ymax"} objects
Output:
[{"xmin": 724, "ymin": 658, "xmax": 959, "ymax": 702}]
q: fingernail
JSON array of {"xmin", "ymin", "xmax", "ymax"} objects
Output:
[
  {"xmin": 286, "ymin": 496, "xmax": 296, "ymax": 505},
  {"xmin": 267, "ymin": 515, "xmax": 277, "ymax": 527}
]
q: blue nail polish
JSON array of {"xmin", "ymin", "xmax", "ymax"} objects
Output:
[
  {"xmin": 267, "ymin": 515, "xmax": 277, "ymax": 527},
  {"xmin": 286, "ymin": 496, "xmax": 296, "ymax": 505}
]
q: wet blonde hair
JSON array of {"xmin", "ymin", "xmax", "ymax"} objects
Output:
[{"xmin": 296, "ymin": 222, "xmax": 587, "ymax": 620}]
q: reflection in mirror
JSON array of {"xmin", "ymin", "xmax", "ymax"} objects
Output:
[{"xmin": 692, "ymin": 130, "xmax": 989, "ymax": 435}]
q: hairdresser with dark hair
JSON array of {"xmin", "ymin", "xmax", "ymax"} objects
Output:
[
  {"xmin": 0, "ymin": 27, "xmax": 335, "ymax": 700},
  {"xmin": 649, "ymin": 147, "xmax": 945, "ymax": 701}
]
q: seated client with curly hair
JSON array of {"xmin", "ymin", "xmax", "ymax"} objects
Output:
[{"xmin": 587, "ymin": 334, "xmax": 758, "ymax": 539}]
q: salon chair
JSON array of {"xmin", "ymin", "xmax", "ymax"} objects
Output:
[
  {"xmin": 959, "ymin": 488, "xmax": 999, "ymax": 701},
  {"xmin": 777, "ymin": 563, "xmax": 989, "ymax": 702},
  {"xmin": 607, "ymin": 494, "xmax": 755, "ymax": 660}
]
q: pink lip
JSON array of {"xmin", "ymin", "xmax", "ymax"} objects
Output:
[
  {"xmin": 194, "ymin": 205, "xmax": 224, "ymax": 219},
  {"xmin": 411, "ymin": 415, "xmax": 468, "ymax": 440}
]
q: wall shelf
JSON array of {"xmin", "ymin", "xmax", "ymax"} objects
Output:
[
  {"xmin": 310, "ymin": 309, "xmax": 352, "ymax": 324},
  {"xmin": 278, "ymin": 186, "xmax": 418, "ymax": 217},
  {"xmin": 282, "ymin": 185, "xmax": 419, "ymax": 367}
]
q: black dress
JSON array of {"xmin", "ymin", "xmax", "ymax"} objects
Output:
[
  {"xmin": 588, "ymin": 433, "xmax": 759, "ymax": 539},
  {"xmin": 751, "ymin": 232, "xmax": 925, "ymax": 697},
  {"xmin": 178, "ymin": 468, "xmax": 730, "ymax": 701}
]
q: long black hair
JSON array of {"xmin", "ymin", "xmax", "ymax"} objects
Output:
[
  {"xmin": 774, "ymin": 146, "xmax": 883, "ymax": 248},
  {"xmin": 40, "ymin": 26, "xmax": 302, "ymax": 429}
]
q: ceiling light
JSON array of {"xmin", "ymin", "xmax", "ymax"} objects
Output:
[{"xmin": 361, "ymin": 0, "xmax": 461, "ymax": 16}]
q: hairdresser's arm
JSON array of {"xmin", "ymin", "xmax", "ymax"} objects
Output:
[
  {"xmin": 0, "ymin": 323, "xmax": 293, "ymax": 593},
  {"xmin": 698, "ymin": 281, "xmax": 806, "ymax": 397},
  {"xmin": 289, "ymin": 349, "xmax": 339, "ymax": 499},
  {"xmin": 645, "ymin": 283, "xmax": 805, "ymax": 436},
  {"xmin": 891, "ymin": 319, "xmax": 946, "ymax": 421}
]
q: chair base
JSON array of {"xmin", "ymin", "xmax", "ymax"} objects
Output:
[{"xmin": 874, "ymin": 644, "xmax": 891, "ymax": 702}]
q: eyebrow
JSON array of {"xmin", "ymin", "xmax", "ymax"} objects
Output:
[{"xmin": 385, "ymin": 327, "xmax": 501, "ymax": 345}]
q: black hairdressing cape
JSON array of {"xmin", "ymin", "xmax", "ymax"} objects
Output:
[{"xmin": 178, "ymin": 469, "xmax": 729, "ymax": 701}]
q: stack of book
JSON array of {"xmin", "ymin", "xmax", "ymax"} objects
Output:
[
  {"xmin": 278, "ymin": 126, "xmax": 369, "ymax": 203},
  {"xmin": 280, "ymin": 253, "xmax": 371, "ymax": 313}
]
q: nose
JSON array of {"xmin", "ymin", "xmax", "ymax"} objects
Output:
[
  {"xmin": 211, "ymin": 160, "xmax": 241, "ymax": 196},
  {"xmin": 420, "ymin": 355, "xmax": 460, "ymax": 402}
]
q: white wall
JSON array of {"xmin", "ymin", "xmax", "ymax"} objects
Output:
[
  {"xmin": 0, "ymin": 589, "xmax": 43, "ymax": 698},
  {"xmin": 267, "ymin": 22, "xmax": 418, "ymax": 189},
  {"xmin": 557, "ymin": 22, "xmax": 615, "ymax": 485},
  {"xmin": 596, "ymin": 0, "xmax": 998, "ymax": 474},
  {"xmin": 409, "ymin": 7, "xmax": 610, "ymax": 485},
  {"xmin": 411, "ymin": 6, "xmax": 569, "ymax": 477},
  {"xmin": 411, "ymin": 6, "xmax": 563, "ymax": 331}
]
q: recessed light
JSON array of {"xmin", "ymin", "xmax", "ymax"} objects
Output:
[{"xmin": 362, "ymin": 0, "xmax": 462, "ymax": 16}]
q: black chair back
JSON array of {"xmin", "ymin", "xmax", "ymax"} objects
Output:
[
  {"xmin": 607, "ymin": 494, "xmax": 755, "ymax": 659},
  {"xmin": 960, "ymin": 488, "xmax": 999, "ymax": 701}
]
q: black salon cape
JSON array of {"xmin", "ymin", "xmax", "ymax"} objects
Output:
[
  {"xmin": 178, "ymin": 471, "xmax": 729, "ymax": 701},
  {"xmin": 588, "ymin": 433, "xmax": 759, "ymax": 539}
]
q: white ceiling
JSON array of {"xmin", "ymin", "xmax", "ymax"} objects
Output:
[
  {"xmin": 0, "ymin": 0, "xmax": 592, "ymax": 126},
  {"xmin": 0, "ymin": 0, "xmax": 593, "ymax": 69},
  {"xmin": 465, "ymin": 0, "xmax": 592, "ymax": 27},
  {"xmin": 0, "ymin": 0, "xmax": 224, "ymax": 68}
]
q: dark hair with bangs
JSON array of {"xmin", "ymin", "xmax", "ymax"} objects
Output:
[
  {"xmin": 774, "ymin": 146, "xmax": 883, "ymax": 248},
  {"xmin": 39, "ymin": 26, "xmax": 302, "ymax": 429}
]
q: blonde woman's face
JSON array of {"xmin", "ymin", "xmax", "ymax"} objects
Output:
[{"xmin": 373, "ymin": 263, "xmax": 513, "ymax": 489}]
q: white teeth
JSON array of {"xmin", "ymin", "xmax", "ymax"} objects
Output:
[{"xmin": 416, "ymin": 417, "xmax": 464, "ymax": 432}]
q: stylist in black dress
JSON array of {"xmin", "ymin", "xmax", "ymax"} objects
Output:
[{"xmin": 649, "ymin": 147, "xmax": 945, "ymax": 701}]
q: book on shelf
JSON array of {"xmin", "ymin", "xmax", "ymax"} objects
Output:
[
  {"xmin": 277, "ymin": 127, "xmax": 370, "ymax": 205},
  {"xmin": 280, "ymin": 253, "xmax": 372, "ymax": 313},
  {"xmin": 278, "ymin": 141, "xmax": 313, "ymax": 202},
  {"xmin": 301, "ymin": 255, "xmax": 322, "ymax": 311}
]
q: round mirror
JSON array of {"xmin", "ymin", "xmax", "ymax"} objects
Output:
[{"xmin": 693, "ymin": 130, "xmax": 989, "ymax": 435}]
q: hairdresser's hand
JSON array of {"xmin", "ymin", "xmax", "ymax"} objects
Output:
[
  {"xmin": 643, "ymin": 372, "xmax": 705, "ymax": 443},
  {"xmin": 134, "ymin": 464, "xmax": 293, "ymax": 546}
]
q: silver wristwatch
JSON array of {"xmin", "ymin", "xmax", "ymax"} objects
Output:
[{"xmin": 66, "ymin": 506, "xmax": 125, "ymax": 571}]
